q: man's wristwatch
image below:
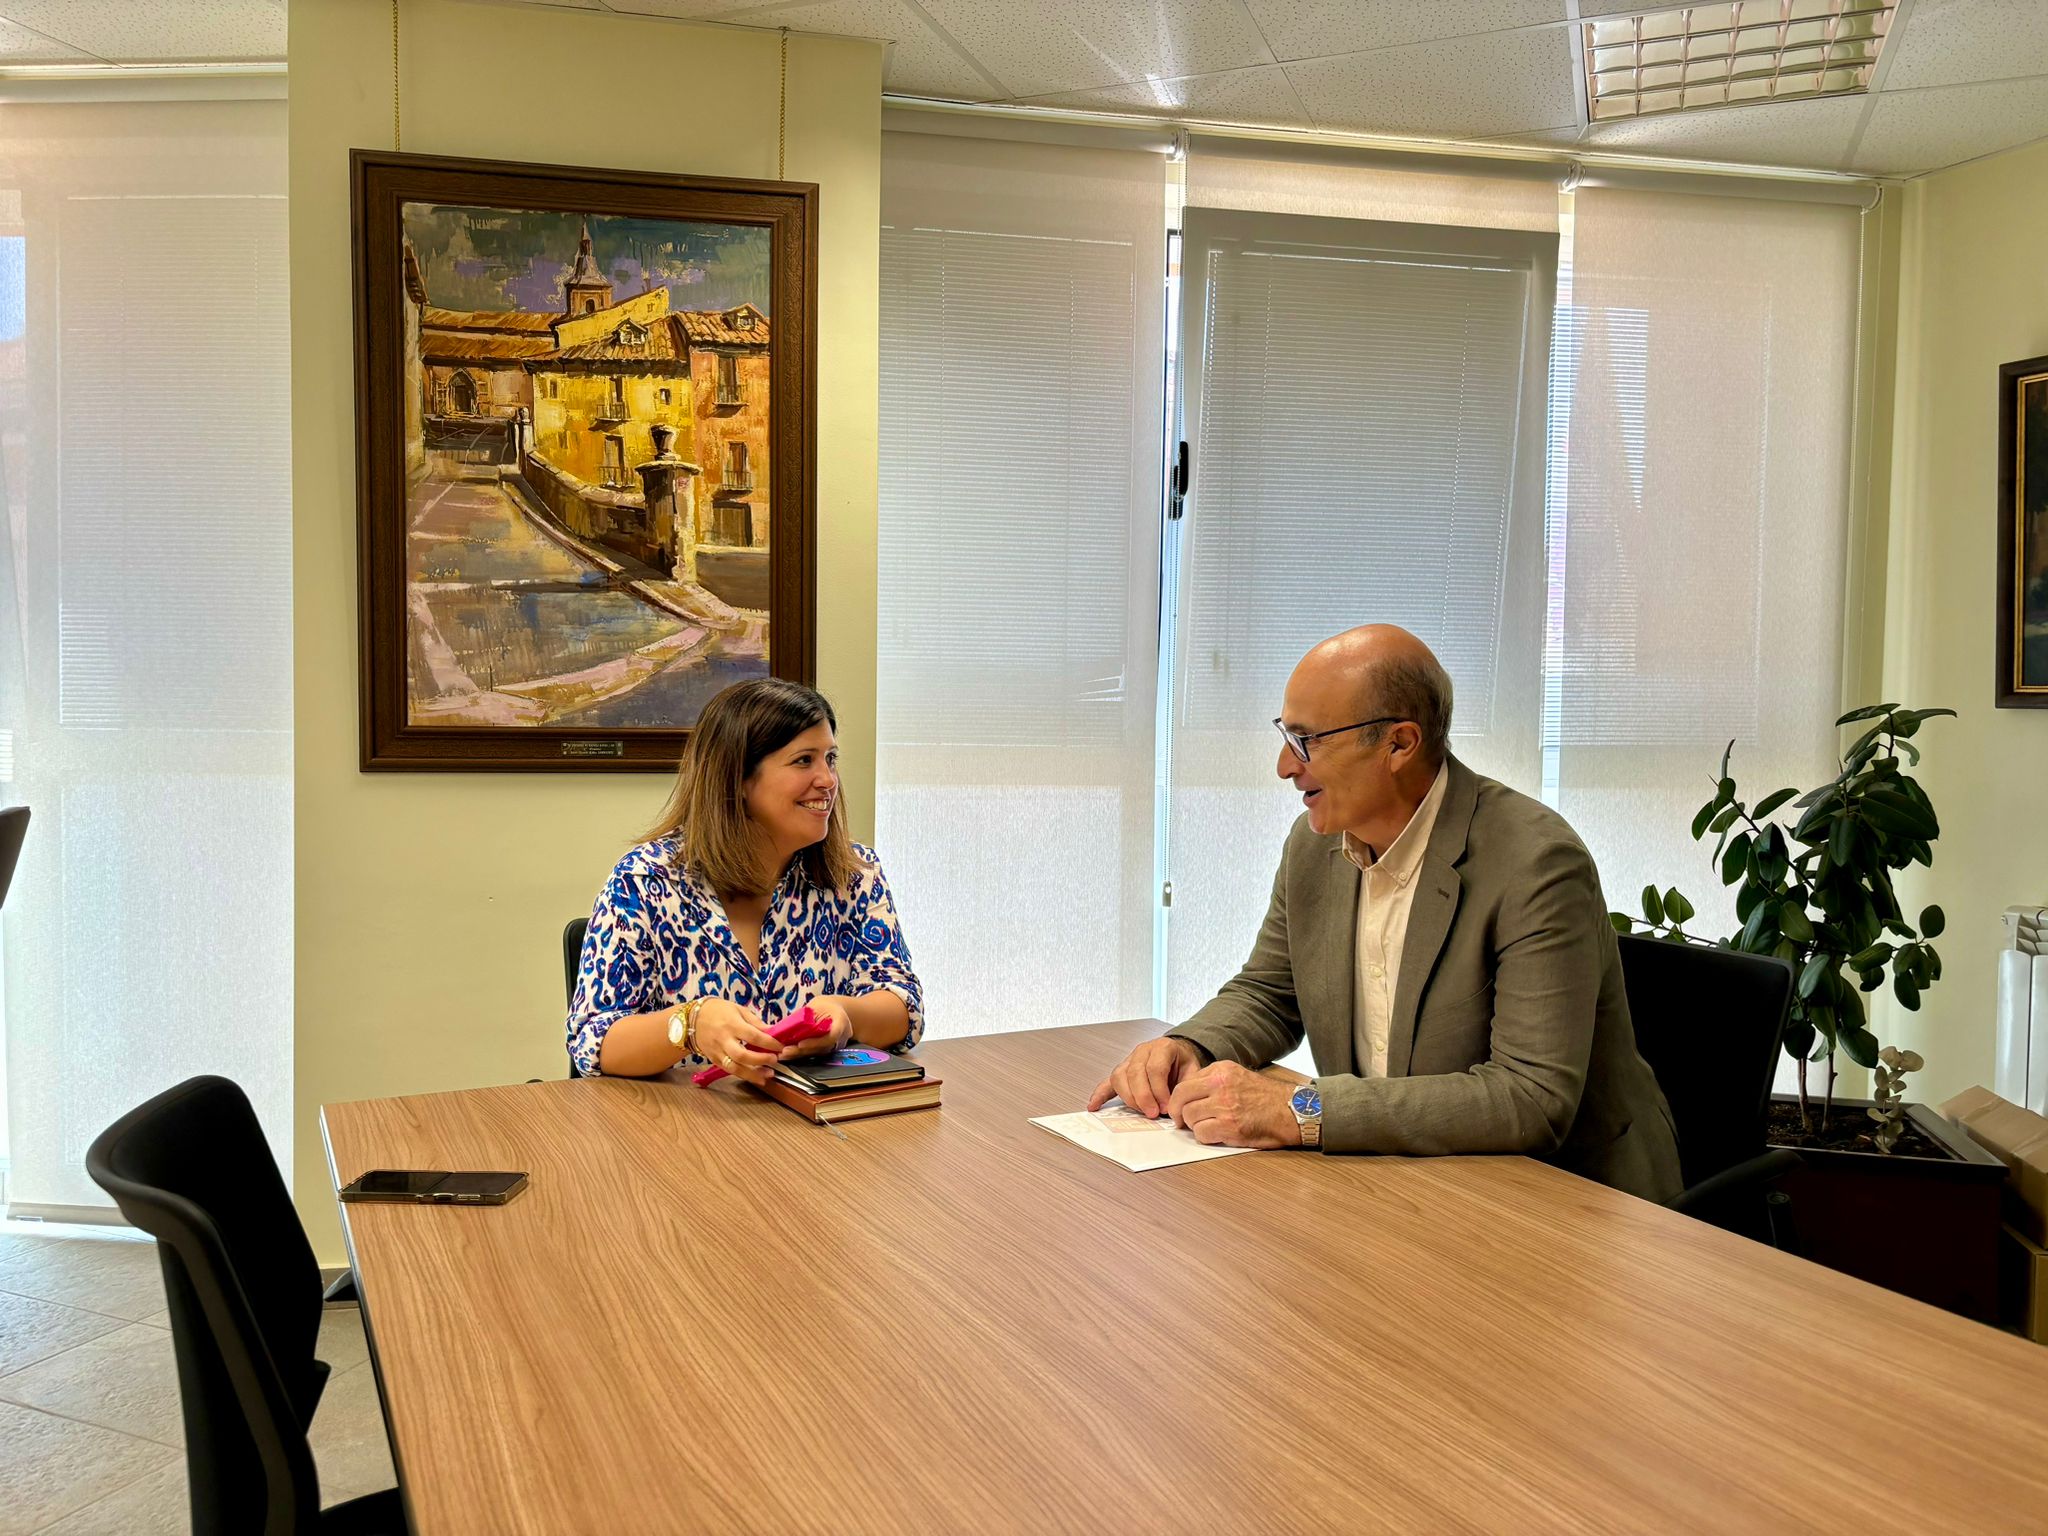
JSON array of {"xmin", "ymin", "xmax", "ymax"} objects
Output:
[{"xmin": 1289, "ymin": 1084, "xmax": 1323, "ymax": 1149}]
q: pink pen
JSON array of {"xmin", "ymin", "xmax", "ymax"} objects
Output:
[{"xmin": 690, "ymin": 1005, "xmax": 832, "ymax": 1087}]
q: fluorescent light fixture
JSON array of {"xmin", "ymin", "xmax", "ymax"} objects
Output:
[{"xmin": 1584, "ymin": 1, "xmax": 1896, "ymax": 121}]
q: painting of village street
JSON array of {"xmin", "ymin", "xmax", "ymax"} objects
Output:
[{"xmin": 399, "ymin": 204, "xmax": 772, "ymax": 729}]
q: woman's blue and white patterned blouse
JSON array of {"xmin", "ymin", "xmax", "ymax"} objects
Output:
[{"xmin": 567, "ymin": 837, "xmax": 924, "ymax": 1077}]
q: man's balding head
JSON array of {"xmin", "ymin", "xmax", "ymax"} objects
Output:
[{"xmin": 1299, "ymin": 626, "xmax": 1455, "ymax": 767}]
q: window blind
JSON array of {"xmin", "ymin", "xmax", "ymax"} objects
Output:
[
  {"xmin": 1551, "ymin": 186, "xmax": 1859, "ymax": 944},
  {"xmin": 0, "ymin": 100, "xmax": 292, "ymax": 1215},
  {"xmin": 877, "ymin": 131, "xmax": 1166, "ymax": 1034},
  {"xmin": 1163, "ymin": 207, "xmax": 1554, "ymax": 1018}
]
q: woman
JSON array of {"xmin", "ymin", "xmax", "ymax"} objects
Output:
[{"xmin": 567, "ymin": 678, "xmax": 923, "ymax": 1081}]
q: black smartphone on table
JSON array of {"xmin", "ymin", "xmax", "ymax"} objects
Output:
[{"xmin": 338, "ymin": 1170, "xmax": 528, "ymax": 1205}]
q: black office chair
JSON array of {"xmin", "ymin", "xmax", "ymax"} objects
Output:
[
  {"xmin": 563, "ymin": 917, "xmax": 589, "ymax": 1077},
  {"xmin": 0, "ymin": 803, "xmax": 29, "ymax": 908},
  {"xmin": 86, "ymin": 1077, "xmax": 408, "ymax": 1535},
  {"xmin": 563, "ymin": 917, "xmax": 588, "ymax": 1009},
  {"xmin": 1617, "ymin": 934, "xmax": 1802, "ymax": 1248}
]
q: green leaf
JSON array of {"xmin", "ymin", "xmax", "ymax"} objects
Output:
[
  {"xmin": 1898, "ymin": 739, "xmax": 1921, "ymax": 767},
  {"xmin": 1719, "ymin": 739, "xmax": 1735, "ymax": 780},
  {"xmin": 1840, "ymin": 1023, "xmax": 1882, "ymax": 1068},
  {"xmin": 1835, "ymin": 704, "xmax": 1898, "ymax": 727},
  {"xmin": 1861, "ymin": 789, "xmax": 1939, "ymax": 841},
  {"xmin": 1893, "ymin": 971, "xmax": 1922, "ymax": 1012},
  {"xmin": 1739, "ymin": 900, "xmax": 1777, "ymax": 954},
  {"xmin": 1782, "ymin": 1017, "xmax": 1817, "ymax": 1059},
  {"xmin": 1736, "ymin": 881, "xmax": 1765, "ymax": 923},
  {"xmin": 1838, "ymin": 984, "xmax": 1865, "ymax": 1029},
  {"xmin": 1845, "ymin": 722, "xmax": 1884, "ymax": 762},
  {"xmin": 1709, "ymin": 804, "xmax": 1742, "ymax": 835},
  {"xmin": 1827, "ymin": 814, "xmax": 1854, "ymax": 867},
  {"xmin": 1797, "ymin": 955, "xmax": 1831, "ymax": 999},
  {"xmin": 1848, "ymin": 943, "xmax": 1890, "ymax": 969},
  {"xmin": 1792, "ymin": 795, "xmax": 1837, "ymax": 843},
  {"xmin": 1919, "ymin": 904, "xmax": 1945, "ymax": 939},
  {"xmin": 1664, "ymin": 888, "xmax": 1696, "ymax": 925},
  {"xmin": 1752, "ymin": 787, "xmax": 1798, "ymax": 820},
  {"xmin": 1641, "ymin": 885, "xmax": 1665, "ymax": 926},
  {"xmin": 1778, "ymin": 905, "xmax": 1815, "ymax": 942},
  {"xmin": 1608, "ymin": 911, "xmax": 1633, "ymax": 934},
  {"xmin": 1691, "ymin": 800, "xmax": 1716, "ymax": 841},
  {"xmin": 1722, "ymin": 831, "xmax": 1752, "ymax": 886}
]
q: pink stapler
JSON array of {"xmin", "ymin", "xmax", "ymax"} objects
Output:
[{"xmin": 690, "ymin": 1004, "xmax": 832, "ymax": 1087}]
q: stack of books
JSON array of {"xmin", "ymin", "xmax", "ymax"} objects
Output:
[{"xmin": 758, "ymin": 1046, "xmax": 941, "ymax": 1124}]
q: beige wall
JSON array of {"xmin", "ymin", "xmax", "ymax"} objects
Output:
[
  {"xmin": 1877, "ymin": 138, "xmax": 2048, "ymax": 1105},
  {"xmin": 289, "ymin": 0, "xmax": 881, "ymax": 1260}
]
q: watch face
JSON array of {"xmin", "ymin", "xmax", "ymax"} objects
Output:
[{"xmin": 1290, "ymin": 1085, "xmax": 1321, "ymax": 1118}]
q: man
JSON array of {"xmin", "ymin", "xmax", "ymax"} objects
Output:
[{"xmin": 1088, "ymin": 625, "xmax": 1680, "ymax": 1202}]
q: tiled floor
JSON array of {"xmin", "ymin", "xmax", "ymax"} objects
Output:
[{"xmin": 0, "ymin": 1218, "xmax": 397, "ymax": 1535}]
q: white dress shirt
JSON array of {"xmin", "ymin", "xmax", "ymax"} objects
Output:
[{"xmin": 1342, "ymin": 764, "xmax": 1450, "ymax": 1078}]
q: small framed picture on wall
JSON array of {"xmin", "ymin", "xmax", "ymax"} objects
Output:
[{"xmin": 1997, "ymin": 353, "xmax": 2048, "ymax": 708}]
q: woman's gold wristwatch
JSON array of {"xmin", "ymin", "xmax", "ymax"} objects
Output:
[{"xmin": 667, "ymin": 998, "xmax": 703, "ymax": 1057}]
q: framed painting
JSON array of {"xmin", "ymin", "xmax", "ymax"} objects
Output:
[
  {"xmin": 1998, "ymin": 353, "xmax": 2048, "ymax": 708},
  {"xmin": 351, "ymin": 149, "xmax": 817, "ymax": 769}
]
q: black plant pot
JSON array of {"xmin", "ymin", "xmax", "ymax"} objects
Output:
[{"xmin": 1768, "ymin": 1094, "xmax": 2007, "ymax": 1322}]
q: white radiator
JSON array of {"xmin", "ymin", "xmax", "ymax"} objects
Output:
[{"xmin": 1997, "ymin": 906, "xmax": 2048, "ymax": 1114}]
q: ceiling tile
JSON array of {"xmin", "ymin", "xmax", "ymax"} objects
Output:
[
  {"xmin": 1022, "ymin": 63, "xmax": 1310, "ymax": 126},
  {"xmin": 0, "ymin": 17, "xmax": 99, "ymax": 63},
  {"xmin": 1850, "ymin": 74, "xmax": 2048, "ymax": 175},
  {"xmin": 1578, "ymin": 92, "xmax": 1868, "ymax": 170},
  {"xmin": 914, "ymin": 0, "xmax": 1274, "ymax": 98},
  {"xmin": 1285, "ymin": 26, "xmax": 1579, "ymax": 139},
  {"xmin": 1242, "ymin": 0, "xmax": 1566, "ymax": 65},
  {"xmin": 0, "ymin": 0, "xmax": 284, "ymax": 62},
  {"xmin": 724, "ymin": 0, "xmax": 999, "ymax": 97},
  {"xmin": 1880, "ymin": 0, "xmax": 2048, "ymax": 92}
]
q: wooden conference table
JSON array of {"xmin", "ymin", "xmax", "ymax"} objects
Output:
[{"xmin": 324, "ymin": 1019, "xmax": 2048, "ymax": 1534}]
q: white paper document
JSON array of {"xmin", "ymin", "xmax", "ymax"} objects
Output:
[{"xmin": 1030, "ymin": 1104, "xmax": 1257, "ymax": 1172}]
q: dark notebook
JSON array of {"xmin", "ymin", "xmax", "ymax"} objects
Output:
[{"xmin": 775, "ymin": 1046, "xmax": 925, "ymax": 1094}]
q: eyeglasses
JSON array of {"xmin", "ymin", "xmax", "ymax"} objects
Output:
[{"xmin": 1272, "ymin": 715, "xmax": 1407, "ymax": 763}]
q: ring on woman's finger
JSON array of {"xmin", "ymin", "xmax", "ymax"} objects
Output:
[{"xmin": 720, "ymin": 1055, "xmax": 734, "ymax": 1071}]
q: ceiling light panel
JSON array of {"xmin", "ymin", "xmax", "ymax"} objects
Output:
[{"xmin": 1584, "ymin": 1, "xmax": 1895, "ymax": 120}]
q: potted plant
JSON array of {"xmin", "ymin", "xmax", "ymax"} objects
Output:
[{"xmin": 1614, "ymin": 703, "xmax": 2007, "ymax": 1320}]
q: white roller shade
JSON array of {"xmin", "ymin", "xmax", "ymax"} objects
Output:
[
  {"xmin": 1551, "ymin": 186, "xmax": 1859, "ymax": 943},
  {"xmin": 0, "ymin": 99, "xmax": 292, "ymax": 1215},
  {"xmin": 877, "ymin": 131, "xmax": 1167, "ymax": 1033},
  {"xmin": 1163, "ymin": 209, "xmax": 1555, "ymax": 1019}
]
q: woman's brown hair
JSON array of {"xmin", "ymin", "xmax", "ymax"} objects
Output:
[{"xmin": 644, "ymin": 678, "xmax": 857, "ymax": 897}]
